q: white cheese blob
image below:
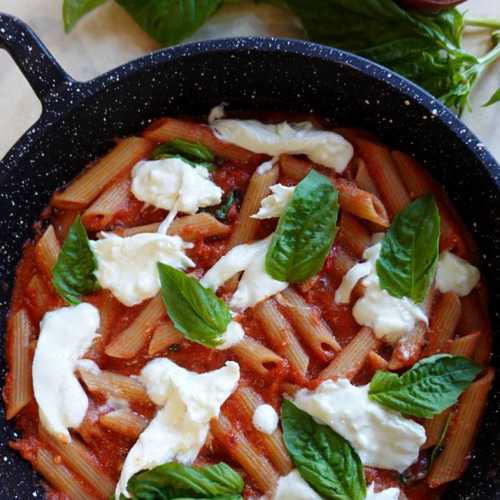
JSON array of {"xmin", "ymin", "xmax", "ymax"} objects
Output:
[
  {"xmin": 217, "ymin": 319, "xmax": 245, "ymax": 350},
  {"xmin": 436, "ymin": 251, "xmax": 480, "ymax": 297},
  {"xmin": 200, "ymin": 235, "xmax": 287, "ymax": 311},
  {"xmin": 366, "ymin": 484, "xmax": 401, "ymax": 500},
  {"xmin": 293, "ymin": 379, "xmax": 426, "ymax": 472},
  {"xmin": 208, "ymin": 103, "xmax": 226, "ymax": 123},
  {"xmin": 212, "ymin": 119, "xmax": 353, "ymax": 173},
  {"xmin": 271, "ymin": 471, "xmax": 400, "ymax": 500},
  {"xmin": 252, "ymin": 184, "xmax": 295, "ymax": 219},
  {"xmin": 91, "ymin": 233, "xmax": 194, "ymax": 306},
  {"xmin": 32, "ymin": 303, "xmax": 100, "ymax": 443},
  {"xmin": 273, "ymin": 469, "xmax": 322, "ymax": 500},
  {"xmin": 252, "ymin": 404, "xmax": 279, "ymax": 435},
  {"xmin": 116, "ymin": 359, "xmax": 240, "ymax": 498},
  {"xmin": 335, "ymin": 242, "xmax": 427, "ymax": 344},
  {"xmin": 131, "ymin": 157, "xmax": 222, "ymax": 213}
]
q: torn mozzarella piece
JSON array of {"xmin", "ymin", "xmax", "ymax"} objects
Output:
[
  {"xmin": 273, "ymin": 469, "xmax": 322, "ymax": 500},
  {"xmin": 131, "ymin": 157, "xmax": 222, "ymax": 213},
  {"xmin": 436, "ymin": 251, "xmax": 480, "ymax": 297},
  {"xmin": 366, "ymin": 484, "xmax": 401, "ymax": 500},
  {"xmin": 252, "ymin": 184, "xmax": 295, "ymax": 219},
  {"xmin": 293, "ymin": 379, "xmax": 426, "ymax": 472},
  {"xmin": 116, "ymin": 358, "xmax": 240, "ymax": 498},
  {"xmin": 252, "ymin": 404, "xmax": 279, "ymax": 435},
  {"xmin": 200, "ymin": 235, "xmax": 287, "ymax": 311},
  {"xmin": 217, "ymin": 319, "xmax": 245, "ymax": 350},
  {"xmin": 32, "ymin": 303, "xmax": 100, "ymax": 443},
  {"xmin": 208, "ymin": 103, "xmax": 226, "ymax": 123},
  {"xmin": 211, "ymin": 119, "xmax": 353, "ymax": 173},
  {"xmin": 90, "ymin": 233, "xmax": 194, "ymax": 307},
  {"xmin": 335, "ymin": 241, "xmax": 427, "ymax": 344}
]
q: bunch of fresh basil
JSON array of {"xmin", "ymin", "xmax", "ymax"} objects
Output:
[{"xmin": 64, "ymin": 0, "xmax": 499, "ymax": 115}]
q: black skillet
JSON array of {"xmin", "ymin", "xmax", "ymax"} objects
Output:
[{"xmin": 0, "ymin": 12, "xmax": 499, "ymax": 500}]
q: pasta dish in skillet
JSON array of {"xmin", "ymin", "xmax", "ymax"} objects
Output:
[{"xmin": 3, "ymin": 107, "xmax": 494, "ymax": 499}]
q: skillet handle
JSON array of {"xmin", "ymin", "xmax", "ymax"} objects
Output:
[{"xmin": 0, "ymin": 13, "xmax": 77, "ymax": 109}]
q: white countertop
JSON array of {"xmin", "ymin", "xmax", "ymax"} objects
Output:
[{"xmin": 0, "ymin": 0, "xmax": 499, "ymax": 161}]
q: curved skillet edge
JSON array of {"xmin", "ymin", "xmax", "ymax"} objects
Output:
[{"xmin": 0, "ymin": 33, "xmax": 499, "ymax": 500}]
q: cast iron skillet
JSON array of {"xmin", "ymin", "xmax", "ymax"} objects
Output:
[{"xmin": 0, "ymin": 12, "xmax": 498, "ymax": 500}]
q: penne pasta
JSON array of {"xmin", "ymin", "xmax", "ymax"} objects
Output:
[
  {"xmin": 34, "ymin": 225, "xmax": 61, "ymax": 277},
  {"xmin": 228, "ymin": 164, "xmax": 279, "ymax": 249},
  {"xmin": 423, "ymin": 292, "xmax": 461, "ymax": 357},
  {"xmin": 427, "ymin": 368, "xmax": 494, "ymax": 487},
  {"xmin": 329, "ymin": 246, "xmax": 356, "ymax": 286},
  {"xmin": 336, "ymin": 212, "xmax": 371, "ymax": 259},
  {"xmin": 211, "ymin": 413, "xmax": 279, "ymax": 493},
  {"xmin": 82, "ymin": 175, "xmax": 131, "ymax": 230},
  {"xmin": 34, "ymin": 448, "xmax": 92, "ymax": 500},
  {"xmin": 388, "ymin": 321, "xmax": 427, "ymax": 370},
  {"xmin": 277, "ymin": 288, "xmax": 340, "ymax": 361},
  {"xmin": 279, "ymin": 154, "xmax": 389, "ymax": 226},
  {"xmin": 120, "ymin": 212, "xmax": 231, "ymax": 241},
  {"xmin": 148, "ymin": 321, "xmax": 184, "ymax": 355},
  {"xmin": 232, "ymin": 336, "xmax": 283, "ymax": 376},
  {"xmin": 99, "ymin": 409, "xmax": 148, "ymax": 440},
  {"xmin": 144, "ymin": 118, "xmax": 256, "ymax": 162},
  {"xmin": 320, "ymin": 327, "xmax": 380, "ymax": 380},
  {"xmin": 26, "ymin": 273, "xmax": 52, "ymax": 321},
  {"xmin": 233, "ymin": 386, "xmax": 292, "ymax": 475},
  {"xmin": 78, "ymin": 366, "xmax": 151, "ymax": 404},
  {"xmin": 52, "ymin": 137, "xmax": 153, "ymax": 209},
  {"xmin": 254, "ymin": 299, "xmax": 309, "ymax": 376},
  {"xmin": 352, "ymin": 157, "xmax": 381, "ymax": 197},
  {"xmin": 446, "ymin": 331, "xmax": 481, "ymax": 358},
  {"xmin": 105, "ymin": 294, "xmax": 165, "ymax": 359},
  {"xmin": 5, "ymin": 309, "xmax": 33, "ymax": 419},
  {"xmin": 366, "ymin": 350, "xmax": 388, "ymax": 373},
  {"xmin": 39, "ymin": 426, "xmax": 115, "ymax": 498},
  {"xmin": 355, "ymin": 139, "xmax": 410, "ymax": 218}
]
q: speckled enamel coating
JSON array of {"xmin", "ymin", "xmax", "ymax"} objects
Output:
[{"xmin": 0, "ymin": 12, "xmax": 499, "ymax": 500}]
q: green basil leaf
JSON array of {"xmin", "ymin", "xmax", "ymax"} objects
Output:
[
  {"xmin": 125, "ymin": 461, "xmax": 243, "ymax": 499},
  {"xmin": 266, "ymin": 170, "xmax": 339, "ymax": 283},
  {"xmin": 281, "ymin": 399, "xmax": 366, "ymax": 500},
  {"xmin": 213, "ymin": 190, "xmax": 241, "ymax": 222},
  {"xmin": 63, "ymin": 0, "xmax": 106, "ymax": 32},
  {"xmin": 151, "ymin": 139, "xmax": 216, "ymax": 171},
  {"xmin": 368, "ymin": 354, "xmax": 482, "ymax": 418},
  {"xmin": 376, "ymin": 194, "xmax": 440, "ymax": 303},
  {"xmin": 52, "ymin": 216, "xmax": 99, "ymax": 305},
  {"xmin": 280, "ymin": 0, "xmax": 497, "ymax": 115},
  {"xmin": 157, "ymin": 263, "xmax": 231, "ymax": 348},
  {"xmin": 115, "ymin": 0, "xmax": 223, "ymax": 46},
  {"xmin": 483, "ymin": 88, "xmax": 500, "ymax": 107}
]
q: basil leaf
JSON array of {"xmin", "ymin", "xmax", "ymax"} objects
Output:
[
  {"xmin": 115, "ymin": 0, "xmax": 223, "ymax": 46},
  {"xmin": 151, "ymin": 139, "xmax": 216, "ymax": 171},
  {"xmin": 483, "ymin": 88, "xmax": 500, "ymax": 107},
  {"xmin": 157, "ymin": 263, "xmax": 231, "ymax": 348},
  {"xmin": 266, "ymin": 170, "xmax": 339, "ymax": 283},
  {"xmin": 281, "ymin": 399, "xmax": 366, "ymax": 500},
  {"xmin": 213, "ymin": 190, "xmax": 241, "ymax": 222},
  {"xmin": 280, "ymin": 0, "xmax": 500, "ymax": 115},
  {"xmin": 376, "ymin": 194, "xmax": 440, "ymax": 303},
  {"xmin": 52, "ymin": 216, "xmax": 99, "ymax": 305},
  {"xmin": 63, "ymin": 0, "xmax": 106, "ymax": 32},
  {"xmin": 368, "ymin": 354, "xmax": 482, "ymax": 418},
  {"xmin": 125, "ymin": 461, "xmax": 243, "ymax": 499}
]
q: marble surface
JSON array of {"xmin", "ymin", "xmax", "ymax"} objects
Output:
[{"xmin": 0, "ymin": 0, "xmax": 499, "ymax": 160}]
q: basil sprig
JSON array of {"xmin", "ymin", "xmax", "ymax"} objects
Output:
[
  {"xmin": 124, "ymin": 461, "xmax": 243, "ymax": 500},
  {"xmin": 369, "ymin": 354, "xmax": 481, "ymax": 418},
  {"xmin": 266, "ymin": 170, "xmax": 339, "ymax": 283},
  {"xmin": 376, "ymin": 194, "xmax": 440, "ymax": 304},
  {"xmin": 281, "ymin": 399, "xmax": 366, "ymax": 500},
  {"xmin": 157, "ymin": 263, "xmax": 231, "ymax": 348},
  {"xmin": 52, "ymin": 216, "xmax": 99, "ymax": 305},
  {"xmin": 151, "ymin": 139, "xmax": 216, "ymax": 171}
]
